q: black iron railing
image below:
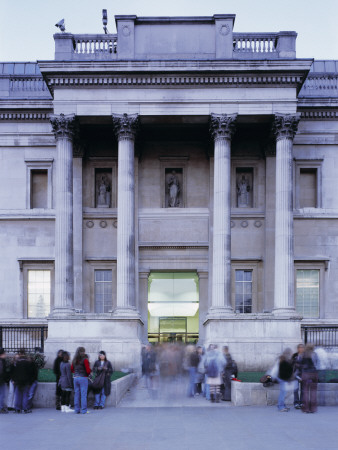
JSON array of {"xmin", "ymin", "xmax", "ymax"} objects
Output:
[
  {"xmin": 148, "ymin": 333, "xmax": 198, "ymax": 344},
  {"xmin": 302, "ymin": 326, "xmax": 338, "ymax": 347},
  {"xmin": 0, "ymin": 326, "xmax": 48, "ymax": 353}
]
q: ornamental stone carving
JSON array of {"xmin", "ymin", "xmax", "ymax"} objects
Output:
[
  {"xmin": 112, "ymin": 113, "xmax": 139, "ymax": 140},
  {"xmin": 209, "ymin": 113, "xmax": 238, "ymax": 141},
  {"xmin": 50, "ymin": 113, "xmax": 78, "ymax": 141},
  {"xmin": 272, "ymin": 113, "xmax": 301, "ymax": 141}
]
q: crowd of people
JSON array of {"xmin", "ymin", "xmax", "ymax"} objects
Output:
[
  {"xmin": 0, "ymin": 346, "xmax": 113, "ymax": 414},
  {"xmin": 0, "ymin": 341, "xmax": 322, "ymax": 414},
  {"xmin": 142, "ymin": 343, "xmax": 238, "ymax": 403},
  {"xmin": 274, "ymin": 343, "xmax": 319, "ymax": 413}
]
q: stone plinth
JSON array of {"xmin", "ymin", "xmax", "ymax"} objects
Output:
[
  {"xmin": 231, "ymin": 381, "xmax": 338, "ymax": 407},
  {"xmin": 44, "ymin": 316, "xmax": 143, "ymax": 373},
  {"xmin": 204, "ymin": 314, "xmax": 302, "ymax": 371}
]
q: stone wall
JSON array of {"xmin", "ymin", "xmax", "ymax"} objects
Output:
[
  {"xmin": 231, "ymin": 381, "xmax": 338, "ymax": 406},
  {"xmin": 29, "ymin": 373, "xmax": 136, "ymax": 408}
]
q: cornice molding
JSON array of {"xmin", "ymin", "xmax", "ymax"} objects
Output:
[
  {"xmin": 0, "ymin": 112, "xmax": 51, "ymax": 121},
  {"xmin": 45, "ymin": 73, "xmax": 304, "ymax": 93},
  {"xmin": 299, "ymin": 110, "xmax": 338, "ymax": 120}
]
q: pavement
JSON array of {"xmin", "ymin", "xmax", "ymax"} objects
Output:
[{"xmin": 1, "ymin": 379, "xmax": 337, "ymax": 450}]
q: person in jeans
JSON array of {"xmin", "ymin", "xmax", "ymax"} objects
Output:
[
  {"xmin": 0, "ymin": 348, "xmax": 9, "ymax": 414},
  {"xmin": 292, "ymin": 344, "xmax": 305, "ymax": 409},
  {"xmin": 71, "ymin": 347, "xmax": 91, "ymax": 414},
  {"xmin": 59, "ymin": 351, "xmax": 74, "ymax": 413},
  {"xmin": 12, "ymin": 348, "xmax": 36, "ymax": 413},
  {"xmin": 92, "ymin": 351, "xmax": 113, "ymax": 409}
]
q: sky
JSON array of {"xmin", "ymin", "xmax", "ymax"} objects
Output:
[{"xmin": 0, "ymin": 0, "xmax": 337, "ymax": 62}]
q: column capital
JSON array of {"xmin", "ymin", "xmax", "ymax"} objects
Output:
[
  {"xmin": 209, "ymin": 113, "xmax": 237, "ymax": 141},
  {"xmin": 50, "ymin": 113, "xmax": 78, "ymax": 141},
  {"xmin": 272, "ymin": 113, "xmax": 301, "ymax": 141},
  {"xmin": 112, "ymin": 113, "xmax": 139, "ymax": 140}
]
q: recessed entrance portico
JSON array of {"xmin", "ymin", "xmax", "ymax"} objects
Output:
[{"xmin": 147, "ymin": 272, "xmax": 199, "ymax": 344}]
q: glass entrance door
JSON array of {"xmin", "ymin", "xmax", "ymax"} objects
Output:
[{"xmin": 148, "ymin": 272, "xmax": 199, "ymax": 344}]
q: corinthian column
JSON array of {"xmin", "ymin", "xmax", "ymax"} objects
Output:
[
  {"xmin": 50, "ymin": 113, "xmax": 78, "ymax": 316},
  {"xmin": 112, "ymin": 113, "xmax": 140, "ymax": 317},
  {"xmin": 207, "ymin": 113, "xmax": 237, "ymax": 318},
  {"xmin": 272, "ymin": 113, "xmax": 300, "ymax": 315}
]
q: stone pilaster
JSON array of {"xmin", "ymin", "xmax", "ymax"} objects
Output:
[
  {"xmin": 112, "ymin": 113, "xmax": 141, "ymax": 318},
  {"xmin": 272, "ymin": 113, "xmax": 300, "ymax": 315},
  {"xmin": 73, "ymin": 144, "xmax": 84, "ymax": 311},
  {"xmin": 50, "ymin": 113, "xmax": 78, "ymax": 316},
  {"xmin": 207, "ymin": 113, "xmax": 237, "ymax": 318}
]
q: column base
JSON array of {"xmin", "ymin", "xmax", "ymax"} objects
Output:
[
  {"xmin": 111, "ymin": 308, "xmax": 143, "ymax": 321},
  {"xmin": 272, "ymin": 307, "xmax": 301, "ymax": 317},
  {"xmin": 205, "ymin": 306, "xmax": 235, "ymax": 321},
  {"xmin": 44, "ymin": 315, "xmax": 143, "ymax": 374},
  {"xmin": 203, "ymin": 314, "xmax": 302, "ymax": 371},
  {"xmin": 50, "ymin": 307, "xmax": 75, "ymax": 318}
]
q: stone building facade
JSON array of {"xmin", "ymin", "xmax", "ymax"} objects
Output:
[{"xmin": 0, "ymin": 15, "xmax": 337, "ymax": 371}]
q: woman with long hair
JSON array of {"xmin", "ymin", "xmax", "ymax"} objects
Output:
[
  {"xmin": 71, "ymin": 347, "xmax": 91, "ymax": 414},
  {"xmin": 59, "ymin": 351, "xmax": 73, "ymax": 413},
  {"xmin": 92, "ymin": 351, "xmax": 113, "ymax": 409}
]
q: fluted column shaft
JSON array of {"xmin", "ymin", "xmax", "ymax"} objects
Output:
[
  {"xmin": 50, "ymin": 114, "xmax": 77, "ymax": 316},
  {"xmin": 273, "ymin": 113, "xmax": 300, "ymax": 315},
  {"xmin": 208, "ymin": 114, "xmax": 237, "ymax": 317},
  {"xmin": 113, "ymin": 114, "xmax": 139, "ymax": 315}
]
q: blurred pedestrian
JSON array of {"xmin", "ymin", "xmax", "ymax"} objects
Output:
[
  {"xmin": 277, "ymin": 348, "xmax": 294, "ymax": 412},
  {"xmin": 301, "ymin": 344, "xmax": 319, "ymax": 413},
  {"xmin": 221, "ymin": 346, "xmax": 237, "ymax": 401},
  {"xmin": 292, "ymin": 344, "xmax": 304, "ymax": 409},
  {"xmin": 204, "ymin": 344, "xmax": 225, "ymax": 403},
  {"xmin": 71, "ymin": 347, "xmax": 91, "ymax": 414},
  {"xmin": 0, "ymin": 348, "xmax": 9, "ymax": 414},
  {"xmin": 12, "ymin": 348, "xmax": 36, "ymax": 413}
]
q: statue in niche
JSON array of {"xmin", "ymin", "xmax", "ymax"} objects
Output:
[
  {"xmin": 97, "ymin": 175, "xmax": 111, "ymax": 207},
  {"xmin": 167, "ymin": 170, "xmax": 180, "ymax": 207},
  {"xmin": 237, "ymin": 175, "xmax": 250, "ymax": 207}
]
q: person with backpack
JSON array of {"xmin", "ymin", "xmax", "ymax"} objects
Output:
[{"xmin": 204, "ymin": 344, "xmax": 225, "ymax": 403}]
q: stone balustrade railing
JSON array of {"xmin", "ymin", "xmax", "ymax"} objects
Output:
[
  {"xmin": 233, "ymin": 32, "xmax": 297, "ymax": 59},
  {"xmin": 73, "ymin": 34, "xmax": 118, "ymax": 59},
  {"xmin": 233, "ymin": 33, "xmax": 278, "ymax": 54},
  {"xmin": 10, "ymin": 76, "xmax": 49, "ymax": 92},
  {"xmin": 54, "ymin": 29, "xmax": 297, "ymax": 61}
]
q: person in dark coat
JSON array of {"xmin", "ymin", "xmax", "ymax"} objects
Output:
[
  {"xmin": 301, "ymin": 344, "xmax": 319, "ymax": 413},
  {"xmin": 12, "ymin": 349, "xmax": 36, "ymax": 413},
  {"xmin": 292, "ymin": 343, "xmax": 305, "ymax": 409},
  {"xmin": 53, "ymin": 349, "xmax": 64, "ymax": 410},
  {"xmin": 92, "ymin": 351, "xmax": 113, "ymax": 409},
  {"xmin": 277, "ymin": 348, "xmax": 294, "ymax": 412},
  {"xmin": 221, "ymin": 346, "xmax": 236, "ymax": 401},
  {"xmin": 0, "ymin": 348, "xmax": 10, "ymax": 414},
  {"xmin": 59, "ymin": 351, "xmax": 73, "ymax": 413}
]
